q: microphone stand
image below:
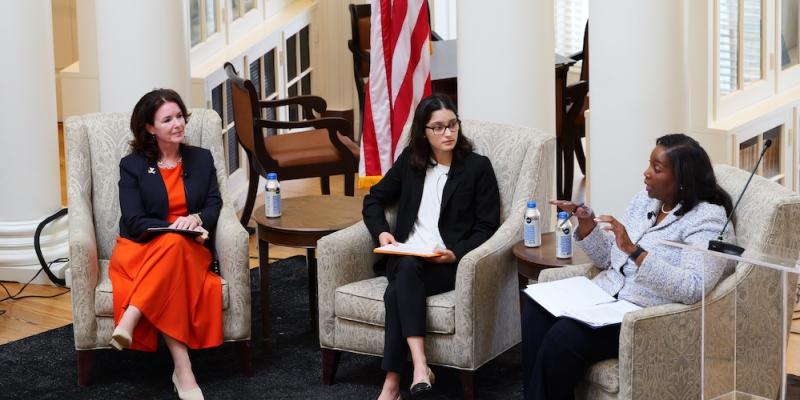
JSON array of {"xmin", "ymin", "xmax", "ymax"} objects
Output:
[{"xmin": 708, "ymin": 140, "xmax": 772, "ymax": 256}]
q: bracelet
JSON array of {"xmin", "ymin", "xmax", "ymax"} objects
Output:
[{"xmin": 628, "ymin": 245, "xmax": 645, "ymax": 261}]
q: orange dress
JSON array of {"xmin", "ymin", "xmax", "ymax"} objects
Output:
[{"xmin": 109, "ymin": 164, "xmax": 223, "ymax": 351}]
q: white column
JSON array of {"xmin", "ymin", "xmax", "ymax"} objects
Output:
[
  {"xmin": 457, "ymin": 0, "xmax": 555, "ymax": 133},
  {"xmin": 95, "ymin": 0, "xmax": 191, "ymax": 112},
  {"xmin": 0, "ymin": 0, "xmax": 69, "ymax": 284},
  {"xmin": 588, "ymin": 0, "xmax": 689, "ymax": 216}
]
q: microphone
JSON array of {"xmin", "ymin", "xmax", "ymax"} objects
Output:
[
  {"xmin": 647, "ymin": 211, "xmax": 655, "ymax": 220},
  {"xmin": 708, "ymin": 139, "xmax": 773, "ymax": 256}
]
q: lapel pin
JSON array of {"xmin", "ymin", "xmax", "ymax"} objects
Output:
[{"xmin": 148, "ymin": 167, "xmax": 156, "ymax": 174}]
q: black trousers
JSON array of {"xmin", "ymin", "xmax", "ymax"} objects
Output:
[
  {"xmin": 381, "ymin": 255, "xmax": 457, "ymax": 372},
  {"xmin": 521, "ymin": 296, "xmax": 620, "ymax": 400}
]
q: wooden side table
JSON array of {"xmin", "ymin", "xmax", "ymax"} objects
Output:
[
  {"xmin": 513, "ymin": 232, "xmax": 592, "ymax": 307},
  {"xmin": 253, "ymin": 195, "xmax": 363, "ymax": 349}
]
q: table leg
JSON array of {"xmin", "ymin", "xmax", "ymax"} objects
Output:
[
  {"xmin": 258, "ymin": 236, "xmax": 272, "ymax": 351},
  {"xmin": 518, "ymin": 273, "xmax": 528, "ymax": 312},
  {"xmin": 307, "ymin": 248, "xmax": 319, "ymax": 335}
]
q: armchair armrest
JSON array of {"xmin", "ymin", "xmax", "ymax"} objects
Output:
[
  {"xmin": 537, "ymin": 263, "xmax": 597, "ymax": 283},
  {"xmin": 617, "ymin": 302, "xmax": 700, "ymax": 399},
  {"xmin": 213, "ymin": 204, "xmax": 251, "ymax": 340},
  {"xmin": 452, "ymin": 215, "xmax": 523, "ymax": 368},
  {"xmin": 259, "ymin": 95, "xmax": 327, "ymax": 119},
  {"xmin": 317, "ymin": 221, "xmax": 376, "ymax": 348}
]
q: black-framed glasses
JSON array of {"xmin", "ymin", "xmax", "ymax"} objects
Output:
[{"xmin": 425, "ymin": 119, "xmax": 460, "ymax": 135}]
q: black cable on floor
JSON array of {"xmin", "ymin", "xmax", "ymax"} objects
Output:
[{"xmin": 0, "ymin": 257, "xmax": 71, "ymax": 302}]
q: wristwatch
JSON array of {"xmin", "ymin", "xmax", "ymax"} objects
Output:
[{"xmin": 628, "ymin": 245, "xmax": 645, "ymax": 261}]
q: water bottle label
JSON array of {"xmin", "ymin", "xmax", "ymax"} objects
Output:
[
  {"xmin": 265, "ymin": 190, "xmax": 281, "ymax": 217},
  {"xmin": 524, "ymin": 217, "xmax": 540, "ymax": 247},
  {"xmin": 556, "ymin": 229, "xmax": 572, "ymax": 258}
]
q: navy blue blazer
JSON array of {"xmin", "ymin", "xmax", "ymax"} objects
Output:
[
  {"xmin": 363, "ymin": 148, "xmax": 500, "ymax": 272},
  {"xmin": 118, "ymin": 145, "xmax": 222, "ymax": 242}
]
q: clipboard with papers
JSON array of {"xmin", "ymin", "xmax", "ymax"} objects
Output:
[
  {"xmin": 373, "ymin": 243, "xmax": 440, "ymax": 258},
  {"xmin": 523, "ymin": 276, "xmax": 642, "ymax": 328},
  {"xmin": 137, "ymin": 227, "xmax": 204, "ymax": 242}
]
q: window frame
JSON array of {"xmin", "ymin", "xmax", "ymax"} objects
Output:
[{"xmin": 714, "ymin": 0, "xmax": 776, "ymax": 121}]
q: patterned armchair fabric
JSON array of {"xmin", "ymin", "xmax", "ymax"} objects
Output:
[
  {"xmin": 317, "ymin": 120, "xmax": 556, "ymax": 373},
  {"xmin": 66, "ymin": 109, "xmax": 251, "ymax": 352},
  {"xmin": 539, "ymin": 164, "xmax": 800, "ymax": 400}
]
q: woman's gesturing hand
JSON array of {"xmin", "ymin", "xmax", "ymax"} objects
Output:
[
  {"xmin": 378, "ymin": 232, "xmax": 398, "ymax": 247},
  {"xmin": 550, "ymin": 200, "xmax": 596, "ymax": 239},
  {"xmin": 594, "ymin": 215, "xmax": 637, "ymax": 255},
  {"xmin": 170, "ymin": 215, "xmax": 199, "ymax": 231}
]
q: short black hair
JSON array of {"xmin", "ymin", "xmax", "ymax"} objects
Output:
[
  {"xmin": 407, "ymin": 93, "xmax": 472, "ymax": 174},
  {"xmin": 656, "ymin": 133, "xmax": 733, "ymax": 217}
]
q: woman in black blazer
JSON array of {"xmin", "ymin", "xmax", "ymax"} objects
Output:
[
  {"xmin": 364, "ymin": 94, "xmax": 500, "ymax": 400},
  {"xmin": 108, "ymin": 89, "xmax": 221, "ymax": 400}
]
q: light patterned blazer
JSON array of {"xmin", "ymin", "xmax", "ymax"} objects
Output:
[{"xmin": 576, "ymin": 190, "xmax": 735, "ymax": 307}]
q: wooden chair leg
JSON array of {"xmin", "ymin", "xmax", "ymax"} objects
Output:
[
  {"xmin": 556, "ymin": 140, "xmax": 565, "ymax": 200},
  {"xmin": 563, "ymin": 138, "xmax": 575, "ymax": 201},
  {"xmin": 321, "ymin": 348, "xmax": 341, "ymax": 385},
  {"xmin": 237, "ymin": 340, "xmax": 254, "ymax": 377},
  {"xmin": 76, "ymin": 349, "xmax": 93, "ymax": 387},
  {"xmin": 320, "ymin": 175, "xmax": 331, "ymax": 195},
  {"xmin": 459, "ymin": 370, "xmax": 475, "ymax": 400},
  {"xmin": 344, "ymin": 171, "xmax": 355, "ymax": 197},
  {"xmin": 240, "ymin": 162, "xmax": 259, "ymax": 229}
]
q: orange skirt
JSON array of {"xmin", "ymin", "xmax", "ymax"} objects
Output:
[{"xmin": 109, "ymin": 233, "xmax": 223, "ymax": 351}]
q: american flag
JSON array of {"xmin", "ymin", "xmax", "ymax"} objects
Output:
[{"xmin": 358, "ymin": 0, "xmax": 432, "ymax": 187}]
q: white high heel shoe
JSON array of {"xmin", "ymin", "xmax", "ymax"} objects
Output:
[{"xmin": 172, "ymin": 372, "xmax": 204, "ymax": 400}]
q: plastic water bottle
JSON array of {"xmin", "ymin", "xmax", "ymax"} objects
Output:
[
  {"xmin": 556, "ymin": 211, "xmax": 573, "ymax": 259},
  {"xmin": 265, "ymin": 172, "xmax": 281, "ymax": 218},
  {"xmin": 523, "ymin": 200, "xmax": 541, "ymax": 248}
]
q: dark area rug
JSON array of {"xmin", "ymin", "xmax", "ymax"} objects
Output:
[{"xmin": 0, "ymin": 256, "xmax": 523, "ymax": 399}]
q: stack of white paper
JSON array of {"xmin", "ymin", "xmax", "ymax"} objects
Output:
[{"xmin": 523, "ymin": 276, "xmax": 642, "ymax": 328}]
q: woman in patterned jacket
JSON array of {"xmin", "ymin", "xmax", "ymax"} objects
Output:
[{"xmin": 521, "ymin": 133, "xmax": 735, "ymax": 400}]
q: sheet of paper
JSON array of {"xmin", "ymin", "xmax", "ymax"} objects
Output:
[
  {"xmin": 373, "ymin": 242, "xmax": 439, "ymax": 258},
  {"xmin": 562, "ymin": 299, "xmax": 642, "ymax": 328},
  {"xmin": 523, "ymin": 276, "xmax": 617, "ymax": 317}
]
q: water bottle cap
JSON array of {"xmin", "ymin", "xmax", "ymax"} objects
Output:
[
  {"xmin": 267, "ymin": 172, "xmax": 277, "ymax": 180},
  {"xmin": 527, "ymin": 200, "xmax": 537, "ymax": 208},
  {"xmin": 558, "ymin": 211, "xmax": 569, "ymax": 219}
]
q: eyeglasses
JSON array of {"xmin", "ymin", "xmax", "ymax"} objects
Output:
[{"xmin": 425, "ymin": 119, "xmax": 460, "ymax": 136}]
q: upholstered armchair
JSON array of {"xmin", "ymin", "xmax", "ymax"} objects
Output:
[
  {"xmin": 316, "ymin": 120, "xmax": 556, "ymax": 399},
  {"xmin": 65, "ymin": 109, "xmax": 252, "ymax": 386},
  {"xmin": 539, "ymin": 164, "xmax": 800, "ymax": 399}
]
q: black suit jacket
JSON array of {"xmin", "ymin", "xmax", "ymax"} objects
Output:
[
  {"xmin": 363, "ymin": 148, "xmax": 501, "ymax": 273},
  {"xmin": 118, "ymin": 145, "xmax": 222, "ymax": 243}
]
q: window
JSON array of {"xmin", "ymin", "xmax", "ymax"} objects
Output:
[
  {"xmin": 718, "ymin": 0, "xmax": 764, "ymax": 97},
  {"xmin": 231, "ymin": 0, "xmax": 256, "ymax": 20},
  {"xmin": 555, "ymin": 0, "xmax": 588, "ymax": 56},
  {"xmin": 190, "ymin": 0, "xmax": 219, "ymax": 47},
  {"xmin": 284, "ymin": 25, "xmax": 312, "ymax": 122},
  {"xmin": 210, "ymin": 82, "xmax": 240, "ymax": 174},
  {"xmin": 782, "ymin": 0, "xmax": 799, "ymax": 70}
]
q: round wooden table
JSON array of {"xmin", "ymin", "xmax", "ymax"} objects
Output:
[
  {"xmin": 253, "ymin": 195, "xmax": 363, "ymax": 348},
  {"xmin": 513, "ymin": 232, "xmax": 591, "ymax": 307}
]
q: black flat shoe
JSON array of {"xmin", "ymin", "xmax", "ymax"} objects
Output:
[{"xmin": 409, "ymin": 367, "xmax": 435, "ymax": 396}]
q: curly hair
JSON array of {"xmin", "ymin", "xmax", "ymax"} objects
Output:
[
  {"xmin": 129, "ymin": 88, "xmax": 191, "ymax": 163},
  {"xmin": 406, "ymin": 93, "xmax": 472, "ymax": 174},
  {"xmin": 656, "ymin": 133, "xmax": 733, "ymax": 217}
]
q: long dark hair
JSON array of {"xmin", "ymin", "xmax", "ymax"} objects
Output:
[
  {"xmin": 656, "ymin": 133, "xmax": 733, "ymax": 217},
  {"xmin": 129, "ymin": 88, "xmax": 191, "ymax": 163},
  {"xmin": 407, "ymin": 93, "xmax": 473, "ymax": 174}
]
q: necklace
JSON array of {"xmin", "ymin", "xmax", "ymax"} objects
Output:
[
  {"xmin": 661, "ymin": 203, "xmax": 675, "ymax": 214},
  {"xmin": 157, "ymin": 157, "xmax": 182, "ymax": 169}
]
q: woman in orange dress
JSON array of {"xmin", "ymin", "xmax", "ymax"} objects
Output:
[{"xmin": 108, "ymin": 89, "xmax": 222, "ymax": 400}]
